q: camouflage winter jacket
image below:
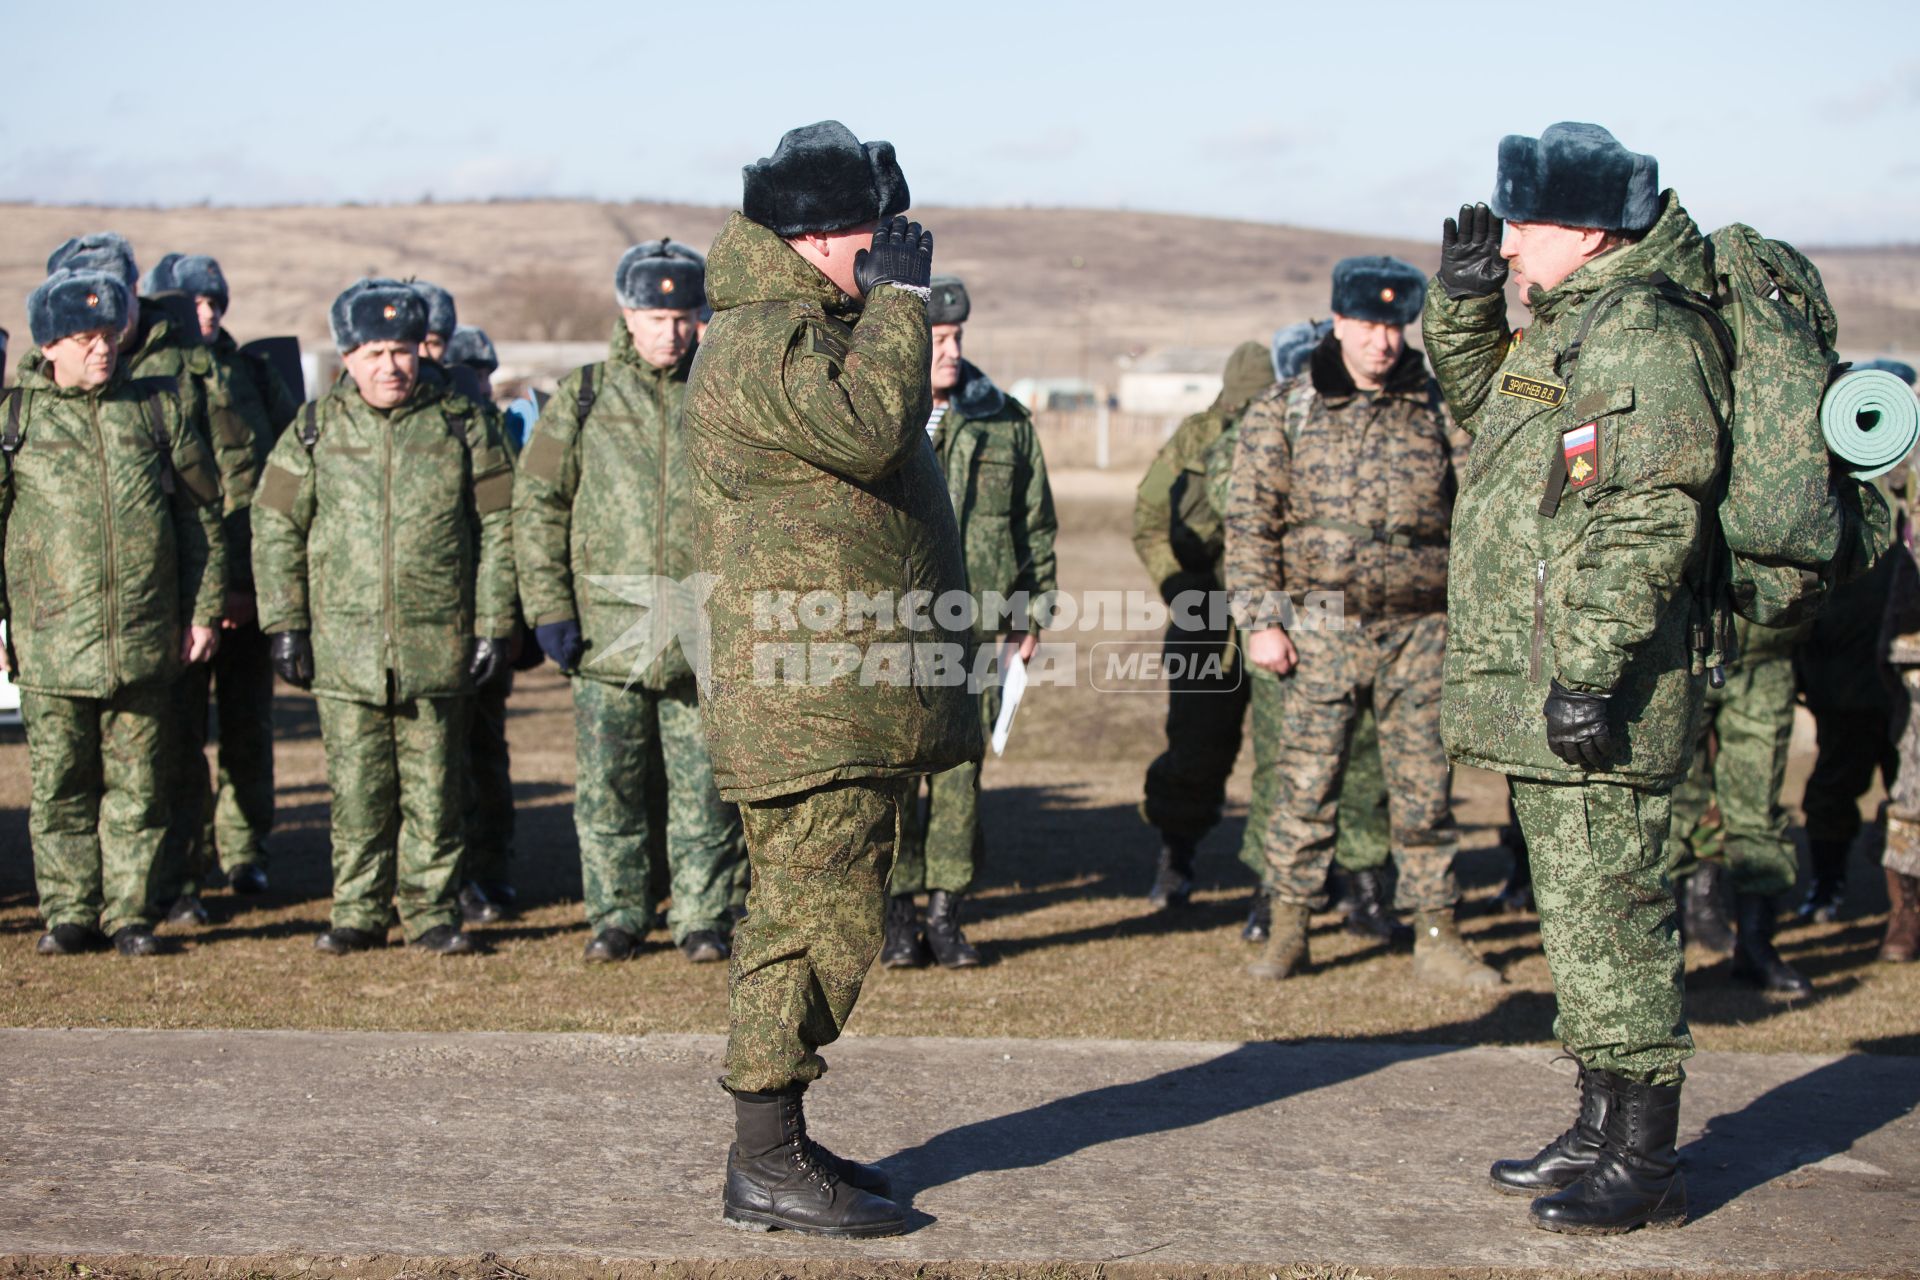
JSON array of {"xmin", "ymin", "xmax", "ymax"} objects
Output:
[
  {"xmin": 1424, "ymin": 191, "xmax": 1730, "ymax": 786},
  {"xmin": 514, "ymin": 319, "xmax": 699, "ymax": 689},
  {"xmin": 933, "ymin": 361, "xmax": 1058, "ymax": 632},
  {"xmin": 1224, "ymin": 335, "xmax": 1455, "ymax": 628},
  {"xmin": 682, "ymin": 211, "xmax": 981, "ymax": 802},
  {"xmin": 205, "ymin": 327, "xmax": 300, "ymax": 591},
  {"xmin": 0, "ymin": 360, "xmax": 227, "ymax": 697},
  {"xmin": 250, "ymin": 372, "xmax": 516, "ymax": 704}
]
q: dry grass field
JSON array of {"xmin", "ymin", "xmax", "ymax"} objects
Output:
[
  {"xmin": 3, "ymin": 200, "xmax": 1915, "ymax": 389},
  {"xmin": 1, "ymin": 471, "xmax": 1913, "ymax": 1059}
]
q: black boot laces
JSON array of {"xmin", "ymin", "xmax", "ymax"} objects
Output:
[{"xmin": 782, "ymin": 1095, "xmax": 840, "ymax": 1191}]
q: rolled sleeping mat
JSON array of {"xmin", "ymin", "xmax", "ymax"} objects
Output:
[{"xmin": 1822, "ymin": 367, "xmax": 1920, "ymax": 481}]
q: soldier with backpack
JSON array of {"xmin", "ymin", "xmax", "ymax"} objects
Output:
[
  {"xmin": 250, "ymin": 278, "xmax": 516, "ymax": 956},
  {"xmin": 513, "ymin": 241, "xmax": 744, "ymax": 965}
]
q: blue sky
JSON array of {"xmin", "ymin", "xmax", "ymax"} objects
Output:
[{"xmin": 3, "ymin": 0, "xmax": 1916, "ymax": 243}]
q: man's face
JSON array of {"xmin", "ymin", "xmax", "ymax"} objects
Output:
[
  {"xmin": 195, "ymin": 296, "xmax": 223, "ymax": 341},
  {"xmin": 1501, "ymin": 220, "xmax": 1611, "ymax": 298},
  {"xmin": 788, "ymin": 220, "xmax": 879, "ymax": 300},
  {"xmin": 622, "ymin": 307, "xmax": 699, "ymax": 368},
  {"xmin": 931, "ymin": 323, "xmax": 964, "ymax": 395},
  {"xmin": 1330, "ymin": 314, "xmax": 1405, "ymax": 389},
  {"xmin": 344, "ymin": 339, "xmax": 420, "ymax": 409},
  {"xmin": 421, "ymin": 333, "xmax": 449, "ymax": 363},
  {"xmin": 44, "ymin": 327, "xmax": 119, "ymax": 389}
]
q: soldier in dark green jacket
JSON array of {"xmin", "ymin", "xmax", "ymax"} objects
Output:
[
  {"xmin": 252, "ymin": 278, "xmax": 516, "ymax": 956},
  {"xmin": 140, "ymin": 252, "xmax": 298, "ymax": 900},
  {"xmin": 515, "ymin": 241, "xmax": 744, "ymax": 965},
  {"xmin": 683, "ymin": 122, "xmax": 975, "ymax": 1238},
  {"xmin": 1426, "ymin": 124, "xmax": 1724, "ymax": 1234},
  {"xmin": 880, "ymin": 275, "xmax": 1056, "ymax": 970},
  {"xmin": 2, "ymin": 269, "xmax": 227, "ymax": 957}
]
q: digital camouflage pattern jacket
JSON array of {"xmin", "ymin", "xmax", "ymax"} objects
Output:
[
  {"xmin": 250, "ymin": 372, "xmax": 516, "ymax": 704},
  {"xmin": 932, "ymin": 360, "xmax": 1058, "ymax": 630},
  {"xmin": 206, "ymin": 326, "xmax": 300, "ymax": 591},
  {"xmin": 514, "ymin": 318, "xmax": 699, "ymax": 690},
  {"xmin": 0, "ymin": 359, "xmax": 226, "ymax": 697},
  {"xmin": 1423, "ymin": 191, "xmax": 1729, "ymax": 786},
  {"xmin": 1224, "ymin": 334, "xmax": 1455, "ymax": 629},
  {"xmin": 682, "ymin": 212, "xmax": 980, "ymax": 802}
]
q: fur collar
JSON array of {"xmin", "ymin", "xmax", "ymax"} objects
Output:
[
  {"xmin": 949, "ymin": 359, "xmax": 1007, "ymax": 421},
  {"xmin": 1308, "ymin": 331, "xmax": 1428, "ymax": 401}
]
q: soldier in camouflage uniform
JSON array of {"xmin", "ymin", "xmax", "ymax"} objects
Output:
[
  {"xmin": 682, "ymin": 122, "xmax": 977, "ymax": 1238},
  {"xmin": 2, "ymin": 268, "xmax": 227, "ymax": 957},
  {"xmin": 140, "ymin": 252, "xmax": 298, "ymax": 901},
  {"xmin": 1666, "ymin": 615, "xmax": 1811, "ymax": 994},
  {"xmin": 882, "ymin": 275, "xmax": 1057, "ymax": 970},
  {"xmin": 515, "ymin": 240, "xmax": 744, "ymax": 965},
  {"xmin": 1427, "ymin": 124, "xmax": 1722, "ymax": 1233},
  {"xmin": 1198, "ymin": 331, "xmax": 1399, "ymax": 947},
  {"xmin": 1226, "ymin": 257, "xmax": 1495, "ymax": 990},
  {"xmin": 252, "ymin": 278, "xmax": 516, "ymax": 956},
  {"xmin": 42, "ymin": 236, "xmax": 257, "ymax": 929}
]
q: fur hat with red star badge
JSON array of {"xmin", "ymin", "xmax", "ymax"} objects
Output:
[{"xmin": 1330, "ymin": 256, "xmax": 1426, "ymax": 327}]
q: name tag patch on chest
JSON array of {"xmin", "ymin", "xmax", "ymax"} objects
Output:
[
  {"xmin": 1564, "ymin": 423, "xmax": 1600, "ymax": 488},
  {"xmin": 1497, "ymin": 373, "xmax": 1566, "ymax": 408}
]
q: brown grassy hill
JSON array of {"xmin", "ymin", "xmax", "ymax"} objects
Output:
[{"xmin": 3, "ymin": 200, "xmax": 1916, "ymax": 383}]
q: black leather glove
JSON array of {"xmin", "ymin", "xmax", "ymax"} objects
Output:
[
  {"xmin": 1439, "ymin": 202, "xmax": 1508, "ymax": 300},
  {"xmin": 853, "ymin": 215, "xmax": 934, "ymax": 296},
  {"xmin": 269, "ymin": 630, "xmax": 314, "ymax": 690},
  {"xmin": 469, "ymin": 635, "xmax": 509, "ymax": 689},
  {"xmin": 1544, "ymin": 679, "xmax": 1613, "ymax": 770}
]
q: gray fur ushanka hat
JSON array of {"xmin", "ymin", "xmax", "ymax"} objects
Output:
[
  {"xmin": 141, "ymin": 253, "xmax": 231, "ymax": 310},
  {"xmin": 29, "ymin": 269, "xmax": 131, "ymax": 346},
  {"xmin": 408, "ymin": 280, "xmax": 458, "ymax": 339},
  {"xmin": 446, "ymin": 325, "xmax": 499, "ymax": 375},
  {"xmin": 615, "ymin": 240, "xmax": 706, "ymax": 310},
  {"xmin": 1330, "ymin": 257, "xmax": 1426, "ymax": 326},
  {"xmin": 330, "ymin": 278, "xmax": 429, "ymax": 353},
  {"xmin": 1492, "ymin": 122, "xmax": 1659, "ymax": 233},
  {"xmin": 928, "ymin": 276, "xmax": 970, "ymax": 326},
  {"xmin": 742, "ymin": 120, "xmax": 910, "ymax": 238},
  {"xmin": 47, "ymin": 232, "xmax": 139, "ymax": 293}
]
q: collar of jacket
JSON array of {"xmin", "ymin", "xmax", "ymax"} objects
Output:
[
  {"xmin": 1523, "ymin": 189, "xmax": 1712, "ymax": 327},
  {"xmin": 947, "ymin": 359, "xmax": 1007, "ymax": 422},
  {"xmin": 131, "ymin": 293, "xmax": 202, "ymax": 360},
  {"xmin": 606, "ymin": 317, "xmax": 696, "ymax": 379},
  {"xmin": 703, "ymin": 211, "xmax": 862, "ymax": 323},
  {"xmin": 1308, "ymin": 330, "xmax": 1428, "ymax": 404},
  {"xmin": 210, "ymin": 327, "xmax": 240, "ymax": 357}
]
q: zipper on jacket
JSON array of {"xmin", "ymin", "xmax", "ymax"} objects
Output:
[
  {"xmin": 92, "ymin": 397, "xmax": 121, "ymax": 685},
  {"xmin": 1529, "ymin": 559, "xmax": 1546, "ymax": 683},
  {"xmin": 382, "ymin": 412, "xmax": 396, "ymax": 696},
  {"xmin": 655, "ymin": 378, "xmax": 668, "ymax": 688}
]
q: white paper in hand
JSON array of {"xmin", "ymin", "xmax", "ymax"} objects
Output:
[{"xmin": 991, "ymin": 641, "xmax": 1028, "ymax": 757}]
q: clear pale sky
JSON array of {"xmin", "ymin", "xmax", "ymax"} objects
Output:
[{"xmin": 3, "ymin": 0, "xmax": 1916, "ymax": 244}]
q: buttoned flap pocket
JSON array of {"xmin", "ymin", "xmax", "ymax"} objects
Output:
[{"xmin": 968, "ymin": 443, "xmax": 1019, "ymax": 517}]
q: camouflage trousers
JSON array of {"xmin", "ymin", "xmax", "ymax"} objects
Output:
[
  {"xmin": 1668, "ymin": 657, "xmax": 1799, "ymax": 897},
  {"xmin": 158, "ymin": 621, "xmax": 278, "ymax": 897},
  {"xmin": 894, "ymin": 684, "xmax": 997, "ymax": 895},
  {"xmin": 465, "ymin": 670, "xmax": 515, "ymax": 889},
  {"xmin": 1803, "ymin": 706, "xmax": 1899, "ymax": 849},
  {"xmin": 572, "ymin": 676, "xmax": 742, "ymax": 943},
  {"xmin": 1239, "ymin": 666, "xmax": 1391, "ymax": 884},
  {"xmin": 1510, "ymin": 778, "xmax": 1692, "ymax": 1086},
  {"xmin": 725, "ymin": 776, "xmax": 912, "ymax": 1093},
  {"xmin": 1880, "ymin": 669, "xmax": 1920, "ymax": 878},
  {"xmin": 22, "ymin": 682, "xmax": 172, "ymax": 935},
  {"xmin": 316, "ymin": 692, "xmax": 467, "ymax": 941},
  {"xmin": 1263, "ymin": 615, "xmax": 1459, "ymax": 911}
]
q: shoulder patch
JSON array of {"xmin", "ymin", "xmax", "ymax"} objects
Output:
[
  {"xmin": 520, "ymin": 429, "xmax": 568, "ymax": 483},
  {"xmin": 803, "ymin": 321, "xmax": 851, "ymax": 366},
  {"xmin": 1620, "ymin": 292, "xmax": 1660, "ymax": 332}
]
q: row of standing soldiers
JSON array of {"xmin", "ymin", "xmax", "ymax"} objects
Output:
[{"xmin": 2, "ymin": 232, "xmax": 1057, "ymax": 966}]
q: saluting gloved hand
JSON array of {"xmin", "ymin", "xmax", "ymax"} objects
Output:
[
  {"xmin": 269, "ymin": 630, "xmax": 314, "ymax": 690},
  {"xmin": 534, "ymin": 619, "xmax": 585, "ymax": 672},
  {"xmin": 1439, "ymin": 202, "xmax": 1509, "ymax": 300},
  {"xmin": 469, "ymin": 635, "xmax": 510, "ymax": 689},
  {"xmin": 1544, "ymin": 679, "xmax": 1613, "ymax": 769},
  {"xmin": 854, "ymin": 215, "xmax": 934, "ymax": 297}
]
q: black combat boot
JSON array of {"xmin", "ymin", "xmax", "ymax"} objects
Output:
[
  {"xmin": 583, "ymin": 926, "xmax": 639, "ymax": 963},
  {"xmin": 227, "ymin": 863, "xmax": 269, "ymax": 896},
  {"xmin": 1730, "ymin": 894, "xmax": 1812, "ymax": 996},
  {"xmin": 458, "ymin": 881, "xmax": 504, "ymax": 925},
  {"xmin": 410, "ymin": 924, "xmax": 477, "ymax": 956},
  {"xmin": 680, "ymin": 930, "xmax": 731, "ymax": 963},
  {"xmin": 112, "ymin": 926, "xmax": 162, "ymax": 957},
  {"xmin": 723, "ymin": 1086, "xmax": 904, "ymax": 1237},
  {"xmin": 37, "ymin": 922, "xmax": 106, "ymax": 955},
  {"xmin": 1242, "ymin": 887, "xmax": 1272, "ymax": 943},
  {"xmin": 1530, "ymin": 1072, "xmax": 1686, "ymax": 1234},
  {"xmin": 1146, "ymin": 835, "xmax": 1195, "ymax": 910},
  {"xmin": 925, "ymin": 890, "xmax": 982, "ymax": 968},
  {"xmin": 165, "ymin": 894, "xmax": 209, "ymax": 927},
  {"xmin": 1491, "ymin": 1062, "xmax": 1608, "ymax": 1195},
  {"xmin": 314, "ymin": 925, "xmax": 384, "ymax": 955},
  {"xmin": 880, "ymin": 894, "xmax": 929, "ymax": 969},
  {"xmin": 1795, "ymin": 839, "xmax": 1848, "ymax": 924},
  {"xmin": 1681, "ymin": 863, "xmax": 1735, "ymax": 954},
  {"xmin": 1344, "ymin": 868, "xmax": 1413, "ymax": 947}
]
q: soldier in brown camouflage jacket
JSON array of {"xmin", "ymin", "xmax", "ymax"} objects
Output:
[{"xmin": 1225, "ymin": 256, "xmax": 1498, "ymax": 991}]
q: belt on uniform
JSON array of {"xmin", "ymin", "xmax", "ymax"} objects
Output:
[{"xmin": 1293, "ymin": 517, "xmax": 1446, "ymax": 550}]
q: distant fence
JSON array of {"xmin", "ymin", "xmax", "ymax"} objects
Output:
[{"xmin": 1033, "ymin": 408, "xmax": 1179, "ymax": 471}]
